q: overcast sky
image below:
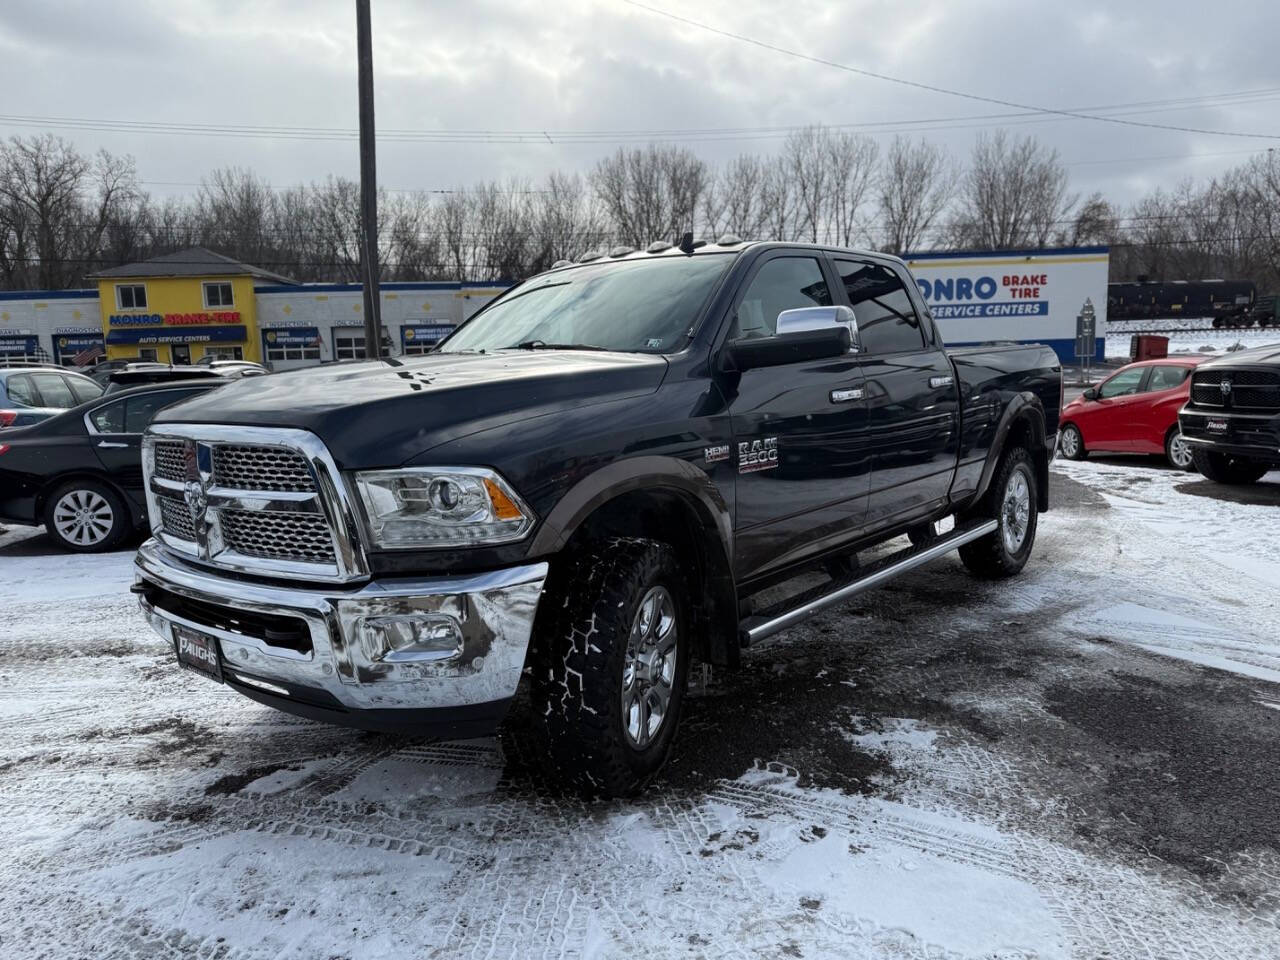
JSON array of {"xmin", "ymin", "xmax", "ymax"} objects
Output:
[{"xmin": 1, "ymin": 0, "xmax": 1276, "ymax": 208}]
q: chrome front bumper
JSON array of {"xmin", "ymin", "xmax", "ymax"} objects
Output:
[{"xmin": 134, "ymin": 538, "xmax": 548, "ymax": 732}]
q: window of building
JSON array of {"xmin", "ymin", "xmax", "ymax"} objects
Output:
[
  {"xmin": 116, "ymin": 284, "xmax": 147, "ymax": 309},
  {"xmin": 334, "ymin": 331, "xmax": 367, "ymax": 361},
  {"xmin": 203, "ymin": 281, "xmax": 234, "ymax": 308},
  {"xmin": 30, "ymin": 373, "xmax": 77, "ymax": 409},
  {"xmin": 1144, "ymin": 365, "xmax": 1191, "ymax": 392},
  {"xmin": 203, "ymin": 346, "xmax": 244, "ymax": 361},
  {"xmin": 265, "ymin": 341, "xmax": 320, "ymax": 363},
  {"xmin": 138, "ymin": 348, "xmax": 158, "ymax": 362},
  {"xmin": 833, "ymin": 260, "xmax": 925, "ymax": 355},
  {"xmin": 731, "ymin": 257, "xmax": 832, "ymax": 340}
]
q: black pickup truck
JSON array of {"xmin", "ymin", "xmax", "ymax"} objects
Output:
[
  {"xmin": 1178, "ymin": 344, "xmax": 1280, "ymax": 483},
  {"xmin": 133, "ymin": 240, "xmax": 1062, "ymax": 795}
]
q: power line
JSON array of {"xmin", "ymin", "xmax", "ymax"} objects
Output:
[{"xmin": 622, "ymin": 0, "xmax": 1280, "ymax": 141}]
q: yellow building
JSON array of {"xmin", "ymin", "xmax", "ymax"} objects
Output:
[{"xmin": 90, "ymin": 247, "xmax": 296, "ymax": 365}]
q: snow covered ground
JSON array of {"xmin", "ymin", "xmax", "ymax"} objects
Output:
[
  {"xmin": 1105, "ymin": 317, "xmax": 1280, "ymax": 359},
  {"xmin": 3, "ymin": 460, "xmax": 1280, "ymax": 959}
]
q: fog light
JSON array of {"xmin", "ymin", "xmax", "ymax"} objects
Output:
[{"xmin": 361, "ymin": 614, "xmax": 463, "ymax": 663}]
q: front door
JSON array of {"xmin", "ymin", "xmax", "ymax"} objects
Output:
[
  {"xmin": 171, "ymin": 344, "xmax": 191, "ymax": 365},
  {"xmin": 832, "ymin": 258, "xmax": 960, "ymax": 530},
  {"xmin": 1089, "ymin": 365, "xmax": 1150, "ymax": 450},
  {"xmin": 723, "ymin": 253, "xmax": 871, "ymax": 582}
]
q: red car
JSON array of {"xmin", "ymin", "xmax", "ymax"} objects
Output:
[{"xmin": 1058, "ymin": 356, "xmax": 1208, "ymax": 469}]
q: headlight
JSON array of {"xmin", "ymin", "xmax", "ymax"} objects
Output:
[{"xmin": 354, "ymin": 467, "xmax": 534, "ymax": 548}]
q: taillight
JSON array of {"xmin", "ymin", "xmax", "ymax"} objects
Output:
[
  {"xmin": 0, "ymin": 443, "xmax": 9, "ymax": 455},
  {"xmin": 0, "ymin": 410, "xmax": 16, "ymax": 428}
]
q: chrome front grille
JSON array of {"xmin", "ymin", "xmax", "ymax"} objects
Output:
[
  {"xmin": 219, "ymin": 509, "xmax": 335, "ymax": 564},
  {"xmin": 212, "ymin": 445, "xmax": 315, "ymax": 492},
  {"xmin": 153, "ymin": 441, "xmax": 187, "ymax": 483},
  {"xmin": 143, "ymin": 426, "xmax": 368, "ymax": 583},
  {"xmin": 157, "ymin": 497, "xmax": 196, "ymax": 542}
]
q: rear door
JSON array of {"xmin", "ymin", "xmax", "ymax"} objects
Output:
[
  {"xmin": 89, "ymin": 388, "xmax": 209, "ymax": 499},
  {"xmin": 725, "ymin": 252, "xmax": 871, "ymax": 581},
  {"xmin": 831, "ymin": 257, "xmax": 960, "ymax": 530},
  {"xmin": 1131, "ymin": 363, "xmax": 1193, "ymax": 452}
]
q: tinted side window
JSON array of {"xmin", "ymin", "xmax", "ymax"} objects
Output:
[
  {"xmin": 732, "ymin": 257, "xmax": 831, "ymax": 339},
  {"xmin": 5, "ymin": 375, "xmax": 37, "ymax": 406},
  {"xmin": 1099, "ymin": 368, "xmax": 1145, "ymax": 398},
  {"xmin": 834, "ymin": 260, "xmax": 924, "ymax": 354},
  {"xmin": 30, "ymin": 373, "xmax": 76, "ymax": 409},
  {"xmin": 124, "ymin": 389, "xmax": 204, "ymax": 433},
  {"xmin": 66, "ymin": 376, "xmax": 104, "ymax": 404},
  {"xmin": 1145, "ymin": 366, "xmax": 1190, "ymax": 391},
  {"xmin": 90, "ymin": 400, "xmax": 126, "ymax": 433}
]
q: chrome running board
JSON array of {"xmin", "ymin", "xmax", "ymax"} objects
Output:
[{"xmin": 738, "ymin": 519, "xmax": 998, "ymax": 646}]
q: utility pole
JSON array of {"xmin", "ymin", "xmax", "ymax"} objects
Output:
[{"xmin": 356, "ymin": 0, "xmax": 382, "ymax": 359}]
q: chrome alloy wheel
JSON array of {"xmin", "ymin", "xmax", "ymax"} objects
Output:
[
  {"xmin": 1059, "ymin": 426, "xmax": 1080, "ymax": 458},
  {"xmin": 52, "ymin": 489, "xmax": 114, "ymax": 547},
  {"xmin": 1168, "ymin": 430, "xmax": 1193, "ymax": 469},
  {"xmin": 621, "ymin": 585, "xmax": 678, "ymax": 749},
  {"xmin": 1000, "ymin": 469, "xmax": 1031, "ymax": 554}
]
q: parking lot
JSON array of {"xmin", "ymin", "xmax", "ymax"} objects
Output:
[{"xmin": 3, "ymin": 457, "xmax": 1280, "ymax": 960}]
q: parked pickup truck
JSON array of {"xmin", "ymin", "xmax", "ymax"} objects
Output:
[
  {"xmin": 133, "ymin": 240, "xmax": 1062, "ymax": 796},
  {"xmin": 1178, "ymin": 344, "xmax": 1280, "ymax": 484}
]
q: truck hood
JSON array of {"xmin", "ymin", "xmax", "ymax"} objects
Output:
[
  {"xmin": 1198, "ymin": 343, "xmax": 1280, "ymax": 368},
  {"xmin": 155, "ymin": 350, "xmax": 669, "ymax": 467}
]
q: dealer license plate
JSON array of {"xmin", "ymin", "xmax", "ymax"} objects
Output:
[
  {"xmin": 174, "ymin": 626, "xmax": 223, "ymax": 683},
  {"xmin": 1206, "ymin": 419, "xmax": 1230, "ymax": 434}
]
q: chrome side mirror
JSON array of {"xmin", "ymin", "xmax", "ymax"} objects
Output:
[{"xmin": 775, "ymin": 305, "xmax": 860, "ymax": 352}]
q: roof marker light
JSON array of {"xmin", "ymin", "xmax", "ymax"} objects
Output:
[
  {"xmin": 717, "ymin": 234, "xmax": 744, "ymax": 246},
  {"xmin": 646, "ymin": 241, "xmax": 672, "ymax": 254},
  {"xmin": 609, "ymin": 245, "xmax": 636, "ymax": 258}
]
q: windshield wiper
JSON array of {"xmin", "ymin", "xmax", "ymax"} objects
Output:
[{"xmin": 511, "ymin": 340, "xmax": 611, "ymax": 352}]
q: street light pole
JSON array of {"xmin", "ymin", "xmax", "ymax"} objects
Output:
[{"xmin": 356, "ymin": 0, "xmax": 382, "ymax": 359}]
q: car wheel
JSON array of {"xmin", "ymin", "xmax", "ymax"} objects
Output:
[
  {"xmin": 1057, "ymin": 423, "xmax": 1086, "ymax": 460},
  {"xmin": 1164, "ymin": 427, "xmax": 1195, "ymax": 471},
  {"xmin": 959, "ymin": 447, "xmax": 1038, "ymax": 580},
  {"xmin": 530, "ymin": 537, "xmax": 689, "ymax": 798},
  {"xmin": 44, "ymin": 479, "xmax": 131, "ymax": 552},
  {"xmin": 1191, "ymin": 448, "xmax": 1270, "ymax": 485}
]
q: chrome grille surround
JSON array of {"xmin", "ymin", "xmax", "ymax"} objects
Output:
[{"xmin": 142, "ymin": 425, "xmax": 369, "ymax": 584}]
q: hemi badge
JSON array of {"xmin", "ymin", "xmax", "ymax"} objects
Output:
[{"xmin": 704, "ymin": 444, "xmax": 730, "ymax": 464}]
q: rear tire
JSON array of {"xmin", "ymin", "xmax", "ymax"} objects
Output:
[
  {"xmin": 1057, "ymin": 423, "xmax": 1086, "ymax": 460},
  {"xmin": 530, "ymin": 537, "xmax": 690, "ymax": 798},
  {"xmin": 1191, "ymin": 448, "xmax": 1269, "ymax": 485},
  {"xmin": 958, "ymin": 447, "xmax": 1038, "ymax": 580},
  {"xmin": 43, "ymin": 479, "xmax": 131, "ymax": 553},
  {"xmin": 1164, "ymin": 426, "xmax": 1195, "ymax": 471}
]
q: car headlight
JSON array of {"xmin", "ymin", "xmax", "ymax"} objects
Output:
[{"xmin": 354, "ymin": 467, "xmax": 534, "ymax": 548}]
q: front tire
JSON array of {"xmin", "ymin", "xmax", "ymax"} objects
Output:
[
  {"xmin": 43, "ymin": 480, "xmax": 131, "ymax": 552},
  {"xmin": 958, "ymin": 447, "xmax": 1038, "ymax": 579},
  {"xmin": 530, "ymin": 537, "xmax": 690, "ymax": 797},
  {"xmin": 1191, "ymin": 448, "xmax": 1269, "ymax": 485},
  {"xmin": 1164, "ymin": 426, "xmax": 1195, "ymax": 471},
  {"xmin": 1057, "ymin": 423, "xmax": 1086, "ymax": 460}
]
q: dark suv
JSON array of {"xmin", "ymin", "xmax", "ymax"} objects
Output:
[{"xmin": 1179, "ymin": 344, "xmax": 1280, "ymax": 483}]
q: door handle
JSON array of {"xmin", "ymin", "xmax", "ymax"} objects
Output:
[
  {"xmin": 97, "ymin": 441, "xmax": 128, "ymax": 448},
  {"xmin": 929, "ymin": 375, "xmax": 954, "ymax": 388},
  {"xmin": 830, "ymin": 388, "xmax": 864, "ymax": 403}
]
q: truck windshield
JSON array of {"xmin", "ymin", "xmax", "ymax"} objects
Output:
[{"xmin": 439, "ymin": 255, "xmax": 734, "ymax": 354}]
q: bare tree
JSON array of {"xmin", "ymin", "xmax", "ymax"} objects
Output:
[
  {"xmin": 877, "ymin": 136, "xmax": 956, "ymax": 255},
  {"xmin": 591, "ymin": 145, "xmax": 708, "ymax": 248},
  {"xmin": 825, "ymin": 132, "xmax": 879, "ymax": 247},
  {"xmin": 951, "ymin": 131, "xmax": 1076, "ymax": 250},
  {"xmin": 531, "ymin": 172, "xmax": 604, "ymax": 270}
]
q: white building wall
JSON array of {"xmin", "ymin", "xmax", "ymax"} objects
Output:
[{"xmin": 0, "ymin": 290, "xmax": 103, "ymax": 366}]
